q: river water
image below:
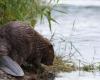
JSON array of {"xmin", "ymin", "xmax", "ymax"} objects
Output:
[
  {"xmin": 55, "ymin": 71, "xmax": 100, "ymax": 80},
  {"xmin": 35, "ymin": 3, "xmax": 100, "ymax": 80},
  {"xmin": 35, "ymin": 4, "xmax": 100, "ymax": 63}
]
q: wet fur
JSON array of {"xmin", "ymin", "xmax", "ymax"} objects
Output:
[{"xmin": 0, "ymin": 21, "xmax": 54, "ymax": 71}]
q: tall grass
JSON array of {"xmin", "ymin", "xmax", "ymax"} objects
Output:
[{"xmin": 0, "ymin": 0, "xmax": 57, "ymax": 29}]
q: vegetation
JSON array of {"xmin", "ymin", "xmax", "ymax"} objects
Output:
[
  {"xmin": 82, "ymin": 64, "xmax": 95, "ymax": 72},
  {"xmin": 0, "ymin": 0, "xmax": 57, "ymax": 30},
  {"xmin": 43, "ymin": 55, "xmax": 76, "ymax": 73},
  {"xmin": 97, "ymin": 64, "xmax": 100, "ymax": 71}
]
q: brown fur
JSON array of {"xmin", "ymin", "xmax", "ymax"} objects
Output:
[{"xmin": 0, "ymin": 21, "xmax": 54, "ymax": 69}]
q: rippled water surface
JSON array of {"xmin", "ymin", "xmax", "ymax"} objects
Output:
[
  {"xmin": 55, "ymin": 71, "xmax": 100, "ymax": 80},
  {"xmin": 35, "ymin": 3, "xmax": 100, "ymax": 80},
  {"xmin": 35, "ymin": 4, "xmax": 100, "ymax": 63}
]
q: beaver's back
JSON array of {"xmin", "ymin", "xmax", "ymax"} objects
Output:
[
  {"xmin": 0, "ymin": 21, "xmax": 54, "ymax": 66},
  {"xmin": 1, "ymin": 21, "xmax": 35, "ymax": 65}
]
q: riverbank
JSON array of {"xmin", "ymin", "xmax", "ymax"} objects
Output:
[
  {"xmin": 0, "ymin": 69, "xmax": 55, "ymax": 80},
  {"xmin": 0, "ymin": 55, "xmax": 75, "ymax": 80}
]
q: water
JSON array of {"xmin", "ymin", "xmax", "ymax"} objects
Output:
[
  {"xmin": 35, "ymin": 4, "xmax": 100, "ymax": 80},
  {"xmin": 55, "ymin": 71, "xmax": 100, "ymax": 80},
  {"xmin": 35, "ymin": 4, "xmax": 100, "ymax": 63}
]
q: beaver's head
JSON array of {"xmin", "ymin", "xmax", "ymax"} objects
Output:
[{"xmin": 40, "ymin": 38, "xmax": 54, "ymax": 66}]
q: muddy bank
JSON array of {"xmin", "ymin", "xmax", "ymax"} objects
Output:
[{"xmin": 0, "ymin": 69, "xmax": 55, "ymax": 80}]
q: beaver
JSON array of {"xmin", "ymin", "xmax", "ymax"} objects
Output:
[{"xmin": 0, "ymin": 21, "xmax": 54, "ymax": 74}]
